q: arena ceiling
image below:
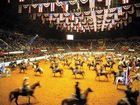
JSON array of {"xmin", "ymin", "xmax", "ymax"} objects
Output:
[{"xmin": 0, "ymin": 0, "xmax": 140, "ymax": 39}]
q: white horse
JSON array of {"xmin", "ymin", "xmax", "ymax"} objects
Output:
[{"xmin": 116, "ymin": 76, "xmax": 133, "ymax": 89}]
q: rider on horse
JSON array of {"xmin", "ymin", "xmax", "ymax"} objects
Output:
[
  {"xmin": 99, "ymin": 66, "xmax": 106, "ymax": 75},
  {"xmin": 74, "ymin": 66, "xmax": 79, "ymax": 73},
  {"xmin": 75, "ymin": 82, "xmax": 81, "ymax": 100},
  {"xmin": 22, "ymin": 77, "xmax": 31, "ymax": 93},
  {"xmin": 54, "ymin": 65, "xmax": 59, "ymax": 72}
]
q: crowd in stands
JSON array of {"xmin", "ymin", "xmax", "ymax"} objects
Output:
[{"xmin": 0, "ymin": 29, "xmax": 140, "ymax": 62}]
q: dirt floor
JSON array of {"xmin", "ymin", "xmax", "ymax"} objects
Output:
[{"xmin": 0, "ymin": 56, "xmax": 140, "ymax": 105}]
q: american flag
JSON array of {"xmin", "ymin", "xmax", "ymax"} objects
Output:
[
  {"xmin": 69, "ymin": 13, "xmax": 74, "ymax": 21},
  {"xmin": 63, "ymin": 2, "xmax": 68, "ymax": 12},
  {"xmin": 124, "ymin": 68, "xmax": 131, "ymax": 86},
  {"xmin": 50, "ymin": 3, "xmax": 55, "ymax": 12},
  {"xmin": 38, "ymin": 4, "xmax": 43, "ymax": 13}
]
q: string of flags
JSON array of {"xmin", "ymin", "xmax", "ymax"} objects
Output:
[{"xmin": 18, "ymin": 0, "xmax": 140, "ymax": 33}]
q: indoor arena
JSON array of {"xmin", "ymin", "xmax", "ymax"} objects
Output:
[{"xmin": 0, "ymin": 0, "xmax": 140, "ymax": 105}]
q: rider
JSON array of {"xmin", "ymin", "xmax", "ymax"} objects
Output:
[
  {"xmin": 99, "ymin": 66, "xmax": 105, "ymax": 75},
  {"xmin": 75, "ymin": 82, "xmax": 81, "ymax": 100},
  {"xmin": 54, "ymin": 65, "xmax": 59, "ymax": 72},
  {"xmin": 74, "ymin": 66, "xmax": 79, "ymax": 73},
  {"xmin": 22, "ymin": 77, "xmax": 30, "ymax": 93}
]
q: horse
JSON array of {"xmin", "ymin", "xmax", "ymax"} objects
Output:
[
  {"xmin": 117, "ymin": 89, "xmax": 139, "ymax": 105},
  {"xmin": 34, "ymin": 67, "xmax": 43, "ymax": 75},
  {"xmin": 18, "ymin": 63, "xmax": 27, "ymax": 73},
  {"xmin": 9, "ymin": 81, "xmax": 40, "ymax": 105},
  {"xmin": 50, "ymin": 66, "xmax": 63, "ymax": 77},
  {"xmin": 61, "ymin": 88, "xmax": 93, "ymax": 105},
  {"xmin": 9, "ymin": 61, "xmax": 17, "ymax": 71},
  {"xmin": 94, "ymin": 69, "xmax": 109, "ymax": 81},
  {"xmin": 79, "ymin": 61, "xmax": 85, "ymax": 68},
  {"xmin": 87, "ymin": 62, "xmax": 99, "ymax": 70},
  {"xmin": 64, "ymin": 61, "xmax": 72, "ymax": 67},
  {"xmin": 115, "ymin": 75, "xmax": 134, "ymax": 89},
  {"xmin": 70, "ymin": 67, "xmax": 85, "ymax": 79},
  {"xmin": 104, "ymin": 61, "xmax": 115, "ymax": 70}
]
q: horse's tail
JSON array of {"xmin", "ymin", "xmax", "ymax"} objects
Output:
[
  {"xmin": 9, "ymin": 91, "xmax": 15, "ymax": 102},
  {"xmin": 61, "ymin": 99, "xmax": 67, "ymax": 105}
]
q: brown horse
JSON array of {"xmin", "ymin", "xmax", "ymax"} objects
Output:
[
  {"xmin": 70, "ymin": 67, "xmax": 85, "ymax": 79},
  {"xmin": 94, "ymin": 69, "xmax": 109, "ymax": 81},
  {"xmin": 61, "ymin": 88, "xmax": 93, "ymax": 105},
  {"xmin": 9, "ymin": 82, "xmax": 40, "ymax": 105},
  {"xmin": 50, "ymin": 66, "xmax": 63, "ymax": 77}
]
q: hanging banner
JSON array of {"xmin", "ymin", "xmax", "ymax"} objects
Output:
[{"xmin": 38, "ymin": 4, "xmax": 43, "ymax": 13}]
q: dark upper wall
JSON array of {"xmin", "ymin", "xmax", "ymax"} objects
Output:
[{"xmin": 0, "ymin": 0, "xmax": 140, "ymax": 40}]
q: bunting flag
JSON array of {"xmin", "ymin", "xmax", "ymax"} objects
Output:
[
  {"xmin": 114, "ymin": 13, "xmax": 118, "ymax": 20},
  {"xmin": 69, "ymin": 13, "xmax": 74, "ymax": 21},
  {"xmin": 122, "ymin": 0, "xmax": 129, "ymax": 4},
  {"xmin": 63, "ymin": 2, "xmax": 69, "ymax": 12},
  {"xmin": 38, "ymin": 4, "xmax": 43, "ymax": 13},
  {"xmin": 97, "ymin": 0, "xmax": 102, "ymax": 2},
  {"xmin": 74, "ymin": 17, "xmax": 79, "ymax": 24},
  {"xmin": 106, "ymin": 0, "xmax": 111, "ymax": 7},
  {"xmin": 19, "ymin": 1, "xmax": 140, "ymax": 33},
  {"xmin": 66, "ymin": 17, "xmax": 69, "ymax": 24},
  {"xmin": 60, "ymin": 13, "xmax": 63, "ymax": 21},
  {"xmin": 19, "ymin": 0, "xmax": 24, "ymax": 2},
  {"xmin": 50, "ymin": 3, "xmax": 55, "ymax": 12},
  {"xmin": 89, "ymin": 0, "xmax": 95, "ymax": 9},
  {"xmin": 118, "ymin": 7, "xmax": 122, "ymax": 16}
]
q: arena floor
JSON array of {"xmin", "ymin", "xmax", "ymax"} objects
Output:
[{"xmin": 0, "ymin": 58, "xmax": 140, "ymax": 105}]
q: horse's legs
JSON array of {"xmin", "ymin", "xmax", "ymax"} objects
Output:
[
  {"xmin": 75, "ymin": 74, "xmax": 76, "ymax": 79},
  {"xmin": 28, "ymin": 96, "xmax": 30, "ymax": 104},
  {"xmin": 82, "ymin": 73, "xmax": 84, "ymax": 79},
  {"xmin": 113, "ymin": 76, "xmax": 116, "ymax": 84},
  {"xmin": 15, "ymin": 96, "xmax": 19, "ymax": 105},
  {"xmin": 106, "ymin": 74, "xmax": 108, "ymax": 81}
]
